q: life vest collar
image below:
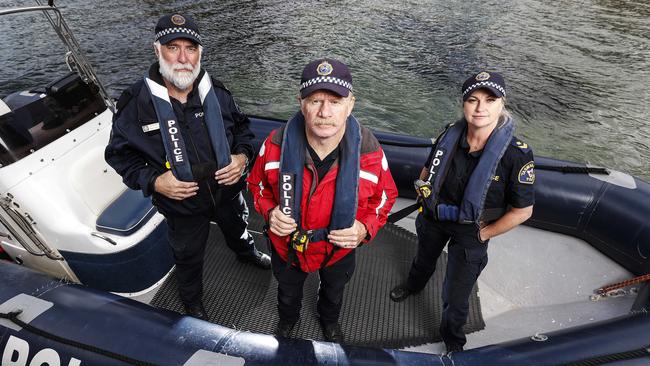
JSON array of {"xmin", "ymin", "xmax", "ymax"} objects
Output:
[
  {"xmin": 423, "ymin": 117, "xmax": 514, "ymax": 223},
  {"xmin": 143, "ymin": 70, "xmax": 231, "ymax": 181},
  {"xmin": 279, "ymin": 112, "xmax": 361, "ymax": 233}
]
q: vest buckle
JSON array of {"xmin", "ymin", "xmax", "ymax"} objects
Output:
[
  {"xmin": 414, "ymin": 179, "xmax": 432, "ymax": 198},
  {"xmin": 290, "ymin": 230, "xmax": 311, "ymax": 252}
]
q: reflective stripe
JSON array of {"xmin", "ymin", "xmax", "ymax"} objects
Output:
[
  {"xmin": 265, "ymin": 161, "xmax": 280, "ymax": 171},
  {"xmin": 259, "ymin": 139, "xmax": 267, "ymax": 156},
  {"xmin": 145, "ymin": 78, "xmax": 171, "ymax": 103},
  {"xmin": 375, "ymin": 190, "xmax": 387, "ymax": 216},
  {"xmin": 258, "ymin": 181, "xmax": 265, "ymax": 197},
  {"xmin": 197, "ymin": 73, "xmax": 211, "ymax": 104},
  {"xmin": 360, "ymin": 170, "xmax": 378, "ymax": 184}
]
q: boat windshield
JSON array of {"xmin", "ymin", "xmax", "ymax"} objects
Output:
[{"xmin": 0, "ymin": 5, "xmax": 108, "ymax": 167}]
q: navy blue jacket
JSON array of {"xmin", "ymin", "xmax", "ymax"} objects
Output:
[{"xmin": 105, "ymin": 63, "xmax": 254, "ymax": 217}]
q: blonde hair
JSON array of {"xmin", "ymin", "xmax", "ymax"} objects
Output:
[{"xmin": 499, "ymin": 97, "xmax": 511, "ymax": 121}]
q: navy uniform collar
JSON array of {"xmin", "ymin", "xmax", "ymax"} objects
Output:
[{"xmin": 460, "ymin": 127, "xmax": 483, "ymax": 158}]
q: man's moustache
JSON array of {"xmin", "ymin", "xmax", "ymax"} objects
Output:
[{"xmin": 173, "ymin": 64, "xmax": 194, "ymax": 72}]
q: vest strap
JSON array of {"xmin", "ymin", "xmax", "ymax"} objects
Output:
[
  {"xmin": 279, "ymin": 112, "xmax": 361, "ymax": 239},
  {"xmin": 424, "ymin": 117, "xmax": 514, "ymax": 223},
  {"xmin": 143, "ymin": 71, "xmax": 231, "ymax": 181}
]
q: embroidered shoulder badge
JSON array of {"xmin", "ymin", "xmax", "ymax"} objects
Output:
[{"xmin": 518, "ymin": 161, "xmax": 535, "ymax": 184}]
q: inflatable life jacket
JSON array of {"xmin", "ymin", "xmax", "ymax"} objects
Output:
[
  {"xmin": 278, "ymin": 112, "xmax": 361, "ymax": 244},
  {"xmin": 422, "ymin": 117, "xmax": 514, "ymax": 224},
  {"xmin": 143, "ymin": 71, "xmax": 231, "ymax": 181}
]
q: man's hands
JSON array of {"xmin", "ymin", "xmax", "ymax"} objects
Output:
[
  {"xmin": 215, "ymin": 153, "xmax": 248, "ymax": 185},
  {"xmin": 268, "ymin": 206, "xmax": 297, "ymax": 236},
  {"xmin": 154, "ymin": 171, "xmax": 198, "ymax": 200},
  {"xmin": 328, "ymin": 220, "xmax": 367, "ymax": 249},
  {"xmin": 269, "ymin": 208, "xmax": 367, "ymax": 250}
]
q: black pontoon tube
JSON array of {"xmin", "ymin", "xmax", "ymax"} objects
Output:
[{"xmin": 2, "ymin": 263, "xmax": 649, "ymax": 366}]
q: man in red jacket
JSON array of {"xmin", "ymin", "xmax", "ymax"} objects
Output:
[{"xmin": 248, "ymin": 58, "xmax": 398, "ymax": 343}]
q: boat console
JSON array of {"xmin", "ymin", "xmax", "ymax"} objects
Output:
[{"xmin": 0, "ymin": 72, "xmax": 106, "ymax": 167}]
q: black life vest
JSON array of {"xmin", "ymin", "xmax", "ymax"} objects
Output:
[
  {"xmin": 422, "ymin": 117, "xmax": 514, "ymax": 223},
  {"xmin": 278, "ymin": 112, "xmax": 361, "ymax": 241},
  {"xmin": 143, "ymin": 71, "xmax": 231, "ymax": 181}
]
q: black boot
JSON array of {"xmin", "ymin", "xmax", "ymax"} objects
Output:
[
  {"xmin": 389, "ymin": 283, "xmax": 414, "ymax": 302},
  {"xmin": 445, "ymin": 343, "xmax": 464, "ymax": 354},
  {"xmin": 320, "ymin": 321, "xmax": 344, "ymax": 343},
  {"xmin": 275, "ymin": 319, "xmax": 296, "ymax": 338},
  {"xmin": 184, "ymin": 302, "xmax": 207, "ymax": 320}
]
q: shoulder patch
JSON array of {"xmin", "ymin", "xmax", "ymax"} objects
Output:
[{"xmin": 518, "ymin": 161, "xmax": 535, "ymax": 184}]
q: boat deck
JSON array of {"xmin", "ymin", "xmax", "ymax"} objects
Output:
[
  {"xmin": 390, "ymin": 198, "xmax": 636, "ymax": 353},
  {"xmin": 133, "ymin": 197, "xmax": 636, "ymax": 353}
]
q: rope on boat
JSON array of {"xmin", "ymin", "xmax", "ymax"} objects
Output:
[
  {"xmin": 0, "ymin": 310, "xmax": 158, "ymax": 366},
  {"xmin": 563, "ymin": 345, "xmax": 650, "ymax": 366},
  {"xmin": 596, "ymin": 274, "xmax": 650, "ymax": 295},
  {"xmin": 535, "ymin": 165, "xmax": 610, "ymax": 175}
]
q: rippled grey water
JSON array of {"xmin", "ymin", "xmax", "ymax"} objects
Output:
[{"xmin": 1, "ymin": 0, "xmax": 649, "ymax": 180}]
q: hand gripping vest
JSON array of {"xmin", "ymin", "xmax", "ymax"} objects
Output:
[
  {"xmin": 279, "ymin": 112, "xmax": 361, "ymax": 242},
  {"xmin": 423, "ymin": 117, "xmax": 514, "ymax": 224},
  {"xmin": 143, "ymin": 71, "xmax": 231, "ymax": 181}
]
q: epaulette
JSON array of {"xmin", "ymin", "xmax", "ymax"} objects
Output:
[{"xmin": 510, "ymin": 136, "xmax": 531, "ymax": 153}]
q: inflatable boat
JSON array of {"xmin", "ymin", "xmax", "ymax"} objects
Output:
[{"xmin": 1, "ymin": 2, "xmax": 649, "ymax": 365}]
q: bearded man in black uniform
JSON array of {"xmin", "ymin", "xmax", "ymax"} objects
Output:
[{"xmin": 105, "ymin": 13, "xmax": 270, "ymax": 320}]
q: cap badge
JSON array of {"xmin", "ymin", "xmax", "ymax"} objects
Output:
[
  {"xmin": 475, "ymin": 72, "xmax": 490, "ymax": 81},
  {"xmin": 317, "ymin": 61, "xmax": 333, "ymax": 76},
  {"xmin": 171, "ymin": 14, "xmax": 186, "ymax": 26}
]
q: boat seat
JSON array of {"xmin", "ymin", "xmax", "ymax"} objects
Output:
[{"xmin": 96, "ymin": 189, "xmax": 156, "ymax": 236}]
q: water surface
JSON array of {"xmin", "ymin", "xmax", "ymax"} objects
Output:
[{"xmin": 1, "ymin": 0, "xmax": 648, "ymax": 179}]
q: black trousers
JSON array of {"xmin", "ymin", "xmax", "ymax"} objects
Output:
[
  {"xmin": 166, "ymin": 191, "xmax": 259, "ymax": 306},
  {"xmin": 271, "ymin": 247, "xmax": 356, "ymax": 326},
  {"xmin": 406, "ymin": 213, "xmax": 489, "ymax": 348}
]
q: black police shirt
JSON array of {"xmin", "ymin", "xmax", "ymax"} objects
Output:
[
  {"xmin": 424, "ymin": 129, "xmax": 535, "ymax": 210},
  {"xmin": 307, "ymin": 144, "xmax": 339, "ymax": 183}
]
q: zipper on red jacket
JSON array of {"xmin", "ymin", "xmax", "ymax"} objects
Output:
[{"xmin": 302, "ymin": 161, "xmax": 319, "ymax": 272}]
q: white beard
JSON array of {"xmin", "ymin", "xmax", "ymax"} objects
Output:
[{"xmin": 158, "ymin": 54, "xmax": 201, "ymax": 91}]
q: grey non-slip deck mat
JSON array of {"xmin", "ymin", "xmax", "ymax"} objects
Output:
[{"xmin": 151, "ymin": 194, "xmax": 485, "ymax": 348}]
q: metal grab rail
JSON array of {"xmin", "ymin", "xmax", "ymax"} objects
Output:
[
  {"xmin": 0, "ymin": 1, "xmax": 115, "ymax": 112},
  {"xmin": 0, "ymin": 194, "xmax": 62, "ymax": 260}
]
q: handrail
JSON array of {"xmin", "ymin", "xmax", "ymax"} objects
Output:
[{"xmin": 0, "ymin": 2, "xmax": 115, "ymax": 112}]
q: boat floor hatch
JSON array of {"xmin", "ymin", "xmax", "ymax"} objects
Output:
[{"xmin": 150, "ymin": 194, "xmax": 485, "ymax": 348}]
